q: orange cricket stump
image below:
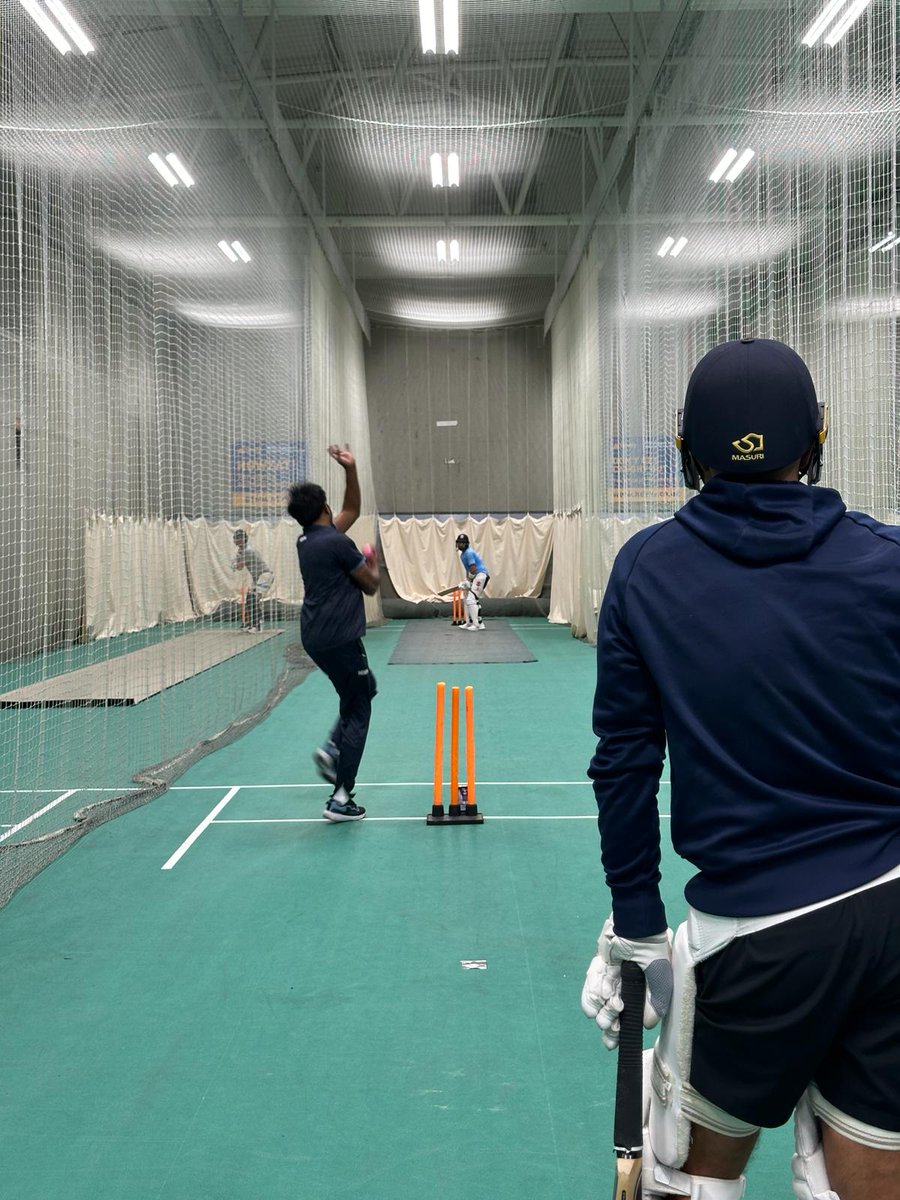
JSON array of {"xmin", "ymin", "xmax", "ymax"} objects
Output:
[
  {"xmin": 240, "ymin": 585, "xmax": 246, "ymax": 627},
  {"xmin": 426, "ymin": 680, "xmax": 484, "ymax": 825},
  {"xmin": 448, "ymin": 686, "xmax": 461, "ymax": 816},
  {"xmin": 451, "ymin": 588, "xmax": 464, "ymax": 625},
  {"xmin": 430, "ymin": 681, "xmax": 446, "ymax": 820}
]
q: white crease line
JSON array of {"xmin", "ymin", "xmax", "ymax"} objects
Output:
[
  {"xmin": 212, "ymin": 814, "xmax": 672, "ymax": 824},
  {"xmin": 169, "ymin": 780, "xmax": 666, "ymax": 790},
  {"xmin": 0, "ymin": 789, "xmax": 79, "ymax": 844},
  {"xmin": 162, "ymin": 787, "xmax": 240, "ymax": 869}
]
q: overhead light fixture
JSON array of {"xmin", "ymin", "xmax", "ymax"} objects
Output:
[
  {"xmin": 709, "ymin": 148, "xmax": 739, "ymax": 183},
  {"xmin": 443, "ymin": 0, "xmax": 459, "ymax": 55},
  {"xmin": 19, "ymin": 0, "xmax": 71, "ymax": 54},
  {"xmin": 149, "ymin": 152, "xmax": 195, "ymax": 188},
  {"xmin": 164, "ymin": 152, "xmax": 195, "ymax": 187},
  {"xmin": 724, "ymin": 148, "xmax": 756, "ymax": 182},
  {"xmin": 657, "ymin": 236, "xmax": 687, "ymax": 258},
  {"xmin": 429, "ymin": 151, "xmax": 460, "ymax": 188},
  {"xmin": 436, "ymin": 238, "xmax": 460, "ymax": 265},
  {"xmin": 802, "ymin": 0, "xmax": 874, "ymax": 46},
  {"xmin": 419, "ymin": 0, "xmax": 437, "ymax": 54},
  {"xmin": 43, "ymin": 0, "xmax": 94, "ymax": 53},
  {"xmin": 419, "ymin": 0, "xmax": 459, "ymax": 55},
  {"xmin": 869, "ymin": 231, "xmax": 896, "ymax": 252},
  {"xmin": 218, "ymin": 239, "xmax": 252, "ymax": 263},
  {"xmin": 148, "ymin": 153, "xmax": 179, "ymax": 187}
]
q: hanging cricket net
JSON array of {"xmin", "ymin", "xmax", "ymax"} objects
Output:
[
  {"xmin": 0, "ymin": 0, "xmax": 377, "ymax": 906},
  {"xmin": 550, "ymin": 0, "xmax": 899, "ymax": 638}
]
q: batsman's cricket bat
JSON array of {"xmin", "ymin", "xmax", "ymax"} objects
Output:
[
  {"xmin": 612, "ymin": 961, "xmax": 646, "ymax": 1200},
  {"xmin": 436, "ymin": 584, "xmax": 461, "ymax": 596}
]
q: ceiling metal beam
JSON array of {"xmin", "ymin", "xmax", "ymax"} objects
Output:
[
  {"xmin": 512, "ymin": 15, "xmax": 577, "ymax": 215},
  {"xmin": 178, "ymin": 212, "xmax": 739, "ymax": 229},
  {"xmin": 114, "ymin": 114, "xmax": 745, "ymax": 131},
  {"xmin": 347, "ymin": 258, "xmax": 562, "ymax": 279},
  {"xmin": 543, "ymin": 0, "xmax": 693, "ymax": 333},
  {"xmin": 207, "ymin": 0, "xmax": 370, "ymax": 339}
]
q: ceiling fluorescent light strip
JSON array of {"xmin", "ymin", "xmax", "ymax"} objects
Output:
[
  {"xmin": 419, "ymin": 0, "xmax": 437, "ymax": 54},
  {"xmin": 657, "ymin": 237, "xmax": 675, "ymax": 257},
  {"xmin": 709, "ymin": 148, "xmax": 738, "ymax": 182},
  {"xmin": 430, "ymin": 152, "xmax": 443, "ymax": 187},
  {"xmin": 869, "ymin": 231, "xmax": 896, "ymax": 252},
  {"xmin": 44, "ymin": 0, "xmax": 94, "ymax": 53},
  {"xmin": 802, "ymin": 0, "xmax": 853, "ymax": 45},
  {"xmin": 436, "ymin": 239, "xmax": 447, "ymax": 263},
  {"xmin": 670, "ymin": 237, "xmax": 688, "ymax": 258},
  {"xmin": 19, "ymin": 0, "xmax": 72, "ymax": 53},
  {"xmin": 823, "ymin": 0, "xmax": 874, "ymax": 45},
  {"xmin": 447, "ymin": 152, "xmax": 460, "ymax": 187},
  {"xmin": 218, "ymin": 240, "xmax": 239, "ymax": 262},
  {"xmin": 724, "ymin": 148, "xmax": 756, "ymax": 182},
  {"xmin": 443, "ymin": 0, "xmax": 459, "ymax": 55},
  {"xmin": 148, "ymin": 153, "xmax": 179, "ymax": 187},
  {"xmin": 165, "ymin": 153, "xmax": 195, "ymax": 187},
  {"xmin": 231, "ymin": 241, "xmax": 251, "ymax": 263},
  {"xmin": 886, "ymin": 235, "xmax": 900, "ymax": 251},
  {"xmin": 449, "ymin": 239, "xmax": 460, "ymax": 262}
]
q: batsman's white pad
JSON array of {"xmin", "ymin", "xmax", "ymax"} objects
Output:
[
  {"xmin": 791, "ymin": 1092, "xmax": 839, "ymax": 1200},
  {"xmin": 641, "ymin": 1060, "xmax": 748, "ymax": 1200},
  {"xmin": 649, "ymin": 922, "xmax": 697, "ymax": 1168},
  {"xmin": 465, "ymin": 590, "xmax": 479, "ymax": 623},
  {"xmin": 649, "ymin": 924, "xmax": 758, "ymax": 1171},
  {"xmin": 809, "ymin": 1083, "xmax": 900, "ymax": 1151},
  {"xmin": 646, "ymin": 1164, "xmax": 747, "ymax": 1199}
]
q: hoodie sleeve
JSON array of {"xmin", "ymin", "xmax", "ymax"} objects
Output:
[{"xmin": 588, "ymin": 539, "xmax": 667, "ymax": 938}]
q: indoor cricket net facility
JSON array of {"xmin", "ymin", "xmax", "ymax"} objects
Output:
[{"xmin": 0, "ymin": 0, "xmax": 896, "ymax": 1196}]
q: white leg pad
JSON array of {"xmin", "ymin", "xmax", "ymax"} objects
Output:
[
  {"xmin": 464, "ymin": 591, "xmax": 478, "ymax": 624},
  {"xmin": 649, "ymin": 922, "xmax": 698, "ymax": 1168},
  {"xmin": 792, "ymin": 1093, "xmax": 840, "ymax": 1200},
  {"xmin": 646, "ymin": 1164, "xmax": 746, "ymax": 1199}
]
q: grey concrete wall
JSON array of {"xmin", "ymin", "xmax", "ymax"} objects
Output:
[{"xmin": 365, "ymin": 324, "xmax": 552, "ymax": 515}]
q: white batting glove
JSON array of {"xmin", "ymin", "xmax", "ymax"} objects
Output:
[
  {"xmin": 581, "ymin": 915, "xmax": 673, "ymax": 1050},
  {"xmin": 458, "ymin": 579, "xmax": 470, "ymax": 591}
]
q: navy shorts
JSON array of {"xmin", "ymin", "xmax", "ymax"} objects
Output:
[{"xmin": 690, "ymin": 877, "xmax": 900, "ymax": 1131}]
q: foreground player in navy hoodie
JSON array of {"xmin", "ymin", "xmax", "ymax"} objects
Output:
[{"xmin": 581, "ymin": 340, "xmax": 900, "ymax": 1200}]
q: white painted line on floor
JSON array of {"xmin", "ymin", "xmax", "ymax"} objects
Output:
[
  {"xmin": 212, "ymin": 813, "xmax": 672, "ymax": 824},
  {"xmin": 169, "ymin": 780, "xmax": 670, "ymax": 790},
  {"xmin": 0, "ymin": 790, "xmax": 78, "ymax": 844},
  {"xmin": 162, "ymin": 787, "xmax": 240, "ymax": 869}
]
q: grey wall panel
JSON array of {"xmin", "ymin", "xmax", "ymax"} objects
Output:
[{"xmin": 366, "ymin": 324, "xmax": 551, "ymax": 515}]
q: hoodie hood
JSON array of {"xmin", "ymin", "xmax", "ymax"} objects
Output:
[{"xmin": 674, "ymin": 476, "xmax": 846, "ymax": 565}]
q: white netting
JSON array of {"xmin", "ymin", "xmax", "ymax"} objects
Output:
[
  {"xmin": 550, "ymin": 0, "xmax": 899, "ymax": 639},
  {"xmin": 0, "ymin": 0, "xmax": 374, "ymax": 903}
]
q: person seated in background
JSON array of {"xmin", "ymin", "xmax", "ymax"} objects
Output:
[{"xmin": 232, "ymin": 529, "xmax": 273, "ymax": 632}]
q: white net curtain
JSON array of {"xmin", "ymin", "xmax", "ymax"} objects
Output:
[
  {"xmin": 549, "ymin": 0, "xmax": 899, "ymax": 641},
  {"xmin": 0, "ymin": 0, "xmax": 373, "ymax": 899},
  {"xmin": 379, "ymin": 514, "xmax": 553, "ymax": 602}
]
